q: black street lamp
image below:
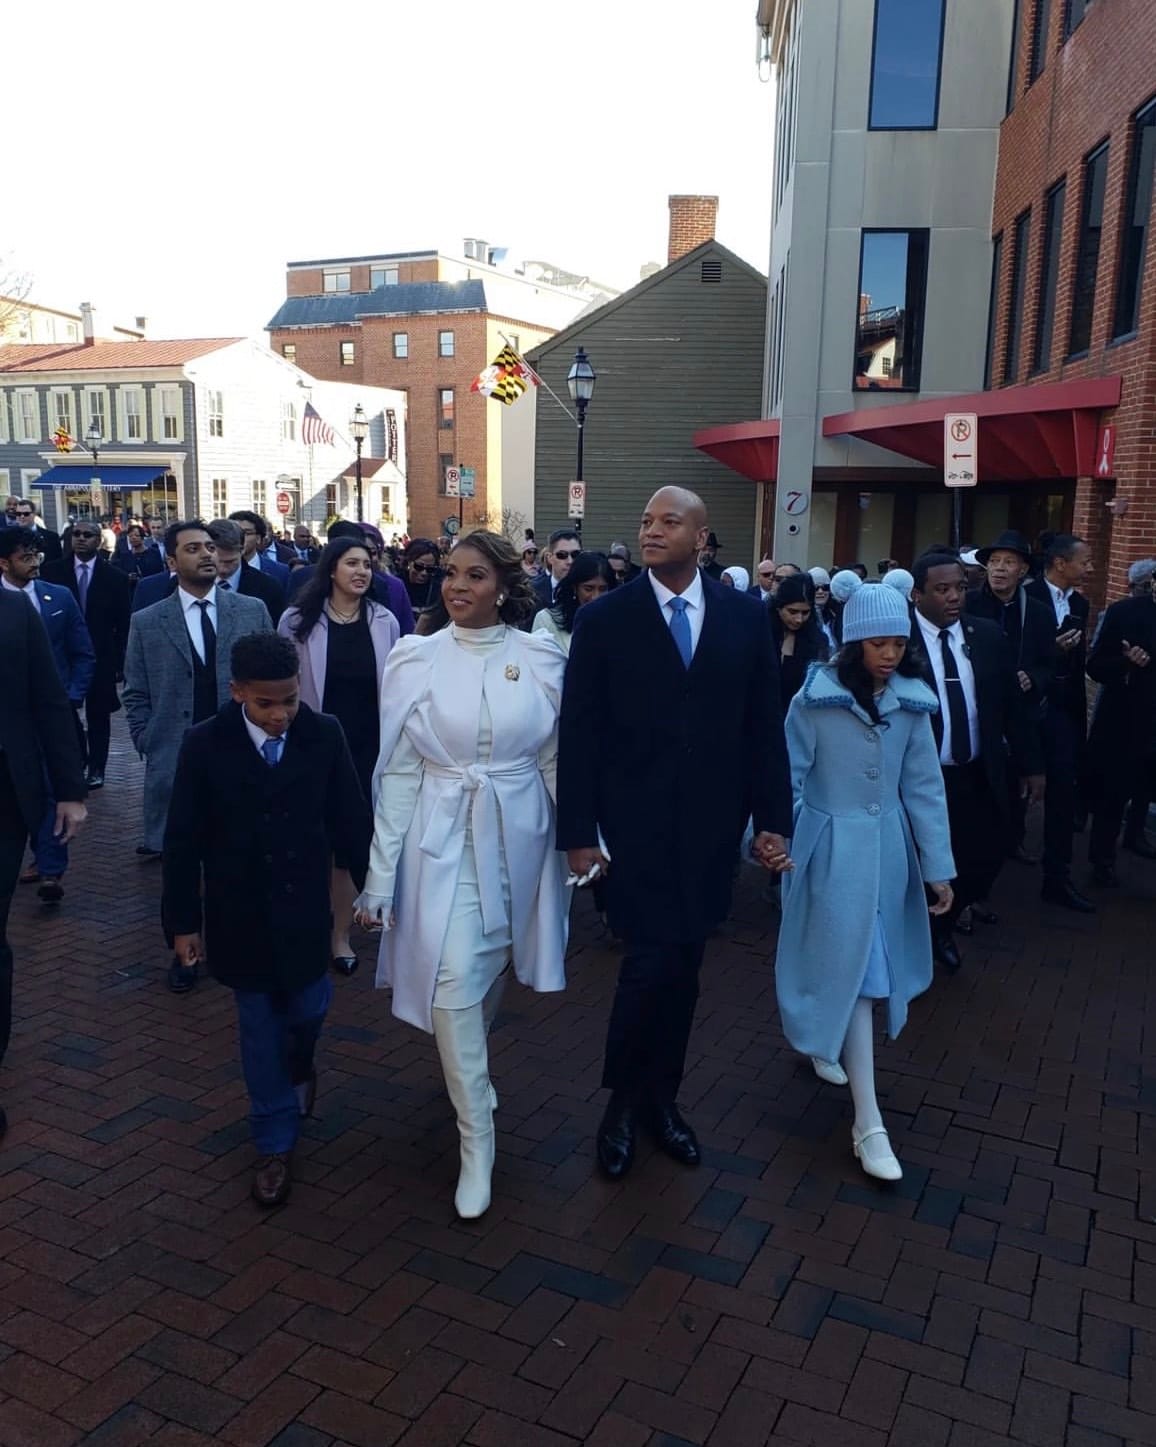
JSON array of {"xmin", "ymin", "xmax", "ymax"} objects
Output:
[
  {"xmin": 349, "ymin": 404, "xmax": 368, "ymax": 522},
  {"xmin": 566, "ymin": 347, "xmax": 596, "ymax": 530},
  {"xmin": 83, "ymin": 419, "xmax": 103, "ymax": 470}
]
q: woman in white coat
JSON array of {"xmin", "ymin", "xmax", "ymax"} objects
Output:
[{"xmin": 354, "ymin": 531, "xmax": 569, "ymax": 1219}]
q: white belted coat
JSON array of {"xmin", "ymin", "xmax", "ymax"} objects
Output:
[{"xmin": 361, "ymin": 623, "xmax": 570, "ymax": 1032}]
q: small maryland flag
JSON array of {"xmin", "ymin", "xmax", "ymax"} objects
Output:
[
  {"xmin": 53, "ymin": 426, "xmax": 73, "ymax": 453},
  {"xmin": 471, "ymin": 345, "xmax": 539, "ymax": 406}
]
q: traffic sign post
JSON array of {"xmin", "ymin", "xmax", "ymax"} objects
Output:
[
  {"xmin": 944, "ymin": 412, "xmax": 979, "ymax": 550},
  {"xmin": 568, "ymin": 481, "xmax": 586, "ymax": 526},
  {"xmin": 275, "ymin": 490, "xmax": 292, "ymax": 517},
  {"xmin": 459, "ymin": 466, "xmax": 476, "ymax": 499},
  {"xmin": 444, "ymin": 465, "xmax": 461, "ymax": 498}
]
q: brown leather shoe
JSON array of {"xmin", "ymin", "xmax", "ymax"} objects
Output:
[{"xmin": 251, "ymin": 1153, "xmax": 292, "ymax": 1208}]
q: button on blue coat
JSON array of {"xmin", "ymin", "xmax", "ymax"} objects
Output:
[{"xmin": 775, "ymin": 664, "xmax": 955, "ymax": 1064}]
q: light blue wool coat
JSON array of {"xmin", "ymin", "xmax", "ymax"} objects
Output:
[{"xmin": 775, "ymin": 663, "xmax": 956, "ymax": 1064}]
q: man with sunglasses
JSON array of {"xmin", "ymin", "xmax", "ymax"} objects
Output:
[
  {"xmin": 531, "ymin": 528, "xmax": 582, "ymax": 611},
  {"xmin": 11, "ymin": 501, "xmax": 62, "ymax": 562}
]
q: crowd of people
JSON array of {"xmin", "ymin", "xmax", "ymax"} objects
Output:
[{"xmin": 0, "ymin": 486, "xmax": 1151, "ymax": 1215}]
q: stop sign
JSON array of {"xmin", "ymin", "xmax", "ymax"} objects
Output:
[{"xmin": 275, "ymin": 491, "xmax": 292, "ymax": 516}]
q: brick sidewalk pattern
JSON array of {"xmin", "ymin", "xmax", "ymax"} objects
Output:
[{"xmin": 0, "ymin": 719, "xmax": 1153, "ymax": 1446}]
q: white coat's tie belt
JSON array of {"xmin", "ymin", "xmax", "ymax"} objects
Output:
[{"xmin": 419, "ymin": 759, "xmax": 538, "ymax": 934}]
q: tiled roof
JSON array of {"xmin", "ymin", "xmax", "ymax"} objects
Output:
[
  {"xmin": 267, "ymin": 281, "xmax": 486, "ymax": 331},
  {"xmin": 0, "ymin": 338, "xmax": 241, "ymax": 373}
]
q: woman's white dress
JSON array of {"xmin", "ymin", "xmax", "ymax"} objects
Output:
[{"xmin": 360, "ymin": 622, "xmax": 569, "ymax": 1033}]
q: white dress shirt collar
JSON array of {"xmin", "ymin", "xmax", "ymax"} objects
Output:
[
  {"xmin": 242, "ymin": 705, "xmax": 287, "ymax": 757},
  {"xmin": 648, "ymin": 568, "xmax": 704, "ymax": 613},
  {"xmin": 178, "ymin": 582, "xmax": 218, "ymax": 617},
  {"xmin": 220, "ymin": 563, "xmax": 244, "ymax": 593},
  {"xmin": 1045, "ymin": 577, "xmax": 1073, "ymax": 626}
]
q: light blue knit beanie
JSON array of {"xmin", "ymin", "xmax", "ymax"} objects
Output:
[{"xmin": 830, "ymin": 569, "xmax": 913, "ymax": 642}]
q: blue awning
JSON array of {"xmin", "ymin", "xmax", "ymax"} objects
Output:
[{"xmin": 31, "ymin": 465, "xmax": 172, "ymax": 488}]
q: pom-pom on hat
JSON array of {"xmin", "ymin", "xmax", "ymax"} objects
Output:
[{"xmin": 831, "ymin": 569, "xmax": 912, "ymax": 642}]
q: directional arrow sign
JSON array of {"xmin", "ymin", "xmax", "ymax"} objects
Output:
[{"xmin": 944, "ymin": 413, "xmax": 978, "ymax": 488}]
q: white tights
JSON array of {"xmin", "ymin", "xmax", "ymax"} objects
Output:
[{"xmin": 841, "ymin": 998, "xmax": 883, "ymax": 1136}]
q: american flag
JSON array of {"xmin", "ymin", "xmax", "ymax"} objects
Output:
[{"xmin": 302, "ymin": 401, "xmax": 335, "ymax": 446}]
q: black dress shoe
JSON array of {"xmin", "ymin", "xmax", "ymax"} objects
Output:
[
  {"xmin": 933, "ymin": 932, "xmax": 963, "ymax": 974},
  {"xmin": 646, "ymin": 1102, "xmax": 701, "ymax": 1166},
  {"xmin": 85, "ymin": 771, "xmax": 105, "ymax": 790},
  {"xmin": 167, "ymin": 957, "xmax": 199, "ymax": 993},
  {"xmin": 331, "ymin": 955, "xmax": 359, "ymax": 977},
  {"xmin": 136, "ymin": 845, "xmax": 161, "ymax": 859},
  {"xmin": 1041, "ymin": 879, "xmax": 1096, "ymax": 913},
  {"xmin": 1123, "ymin": 834, "xmax": 1156, "ymax": 860},
  {"xmin": 955, "ymin": 912, "xmax": 974, "ymax": 936},
  {"xmin": 596, "ymin": 1095, "xmax": 636, "ymax": 1180},
  {"xmin": 971, "ymin": 906, "xmax": 999, "ymax": 926},
  {"xmin": 37, "ymin": 878, "xmax": 63, "ymax": 904},
  {"xmin": 1091, "ymin": 864, "xmax": 1120, "ymax": 888}
]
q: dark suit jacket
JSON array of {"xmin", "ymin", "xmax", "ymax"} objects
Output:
[
  {"xmin": 0, "ymin": 591, "xmax": 86, "ymax": 827},
  {"xmin": 1025, "ymin": 577, "xmax": 1091, "ymax": 729},
  {"xmin": 130, "ymin": 567, "xmax": 281, "ymax": 624},
  {"xmin": 30, "ymin": 526, "xmax": 62, "ymax": 563},
  {"xmin": 557, "ymin": 573, "xmax": 793, "ymax": 942},
  {"xmin": 965, "ymin": 583, "xmax": 1057, "ymax": 721},
  {"xmin": 286, "ymin": 564, "xmax": 415, "ymax": 635},
  {"xmin": 112, "ymin": 547, "xmax": 165, "ymax": 583},
  {"xmin": 257, "ymin": 552, "xmax": 291, "ymax": 591},
  {"xmin": 8, "ymin": 582, "xmax": 95, "ymax": 703},
  {"xmin": 910, "ymin": 612, "xmax": 1042, "ymax": 814},
  {"xmin": 531, "ymin": 571, "xmax": 556, "ymax": 612},
  {"xmin": 1086, "ymin": 595, "xmax": 1156, "ymax": 789},
  {"xmin": 162, "ymin": 701, "xmax": 372, "ymax": 993},
  {"xmin": 41, "ymin": 558, "xmax": 130, "ymax": 713}
]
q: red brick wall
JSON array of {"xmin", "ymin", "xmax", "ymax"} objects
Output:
[
  {"xmin": 668, "ymin": 196, "xmax": 719, "ymax": 263},
  {"xmin": 993, "ymin": 0, "xmax": 1156, "ymax": 604},
  {"xmin": 284, "ymin": 258, "xmax": 439, "ymax": 298}
]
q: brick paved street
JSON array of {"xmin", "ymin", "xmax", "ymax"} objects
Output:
[{"xmin": 1, "ymin": 720, "xmax": 1154, "ymax": 1447}]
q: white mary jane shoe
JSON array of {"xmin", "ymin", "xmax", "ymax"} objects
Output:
[
  {"xmin": 852, "ymin": 1126, "xmax": 903, "ymax": 1182},
  {"xmin": 811, "ymin": 1057, "xmax": 848, "ymax": 1086}
]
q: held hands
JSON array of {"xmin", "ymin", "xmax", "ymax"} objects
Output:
[
  {"xmin": 353, "ymin": 903, "xmax": 395, "ymax": 930},
  {"xmin": 566, "ymin": 848, "xmax": 609, "ymax": 886},
  {"xmin": 752, "ymin": 832, "xmax": 793, "ymax": 873},
  {"xmin": 54, "ymin": 801, "xmax": 87, "ymax": 844},
  {"xmin": 1122, "ymin": 639, "xmax": 1151, "ymax": 668},
  {"xmin": 173, "ymin": 933, "xmax": 203, "ymax": 968},
  {"xmin": 927, "ymin": 882, "xmax": 954, "ymax": 917}
]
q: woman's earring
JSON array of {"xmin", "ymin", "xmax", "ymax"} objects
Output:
[{"xmin": 497, "ymin": 594, "xmax": 505, "ymax": 605}]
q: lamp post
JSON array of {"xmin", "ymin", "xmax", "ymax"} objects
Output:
[
  {"xmin": 349, "ymin": 404, "xmax": 368, "ymax": 522},
  {"xmin": 566, "ymin": 346, "xmax": 596, "ymax": 534},
  {"xmin": 83, "ymin": 419, "xmax": 103, "ymax": 470}
]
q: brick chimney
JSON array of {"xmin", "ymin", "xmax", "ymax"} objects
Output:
[{"xmin": 668, "ymin": 195, "xmax": 719, "ymax": 264}]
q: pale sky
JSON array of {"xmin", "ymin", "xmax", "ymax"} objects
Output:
[{"xmin": 7, "ymin": 0, "xmax": 774, "ymax": 340}]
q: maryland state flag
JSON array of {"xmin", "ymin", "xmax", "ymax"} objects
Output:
[
  {"xmin": 53, "ymin": 425, "xmax": 73, "ymax": 453},
  {"xmin": 471, "ymin": 345, "xmax": 539, "ymax": 406}
]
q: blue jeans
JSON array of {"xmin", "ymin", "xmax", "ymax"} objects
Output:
[{"xmin": 234, "ymin": 975, "xmax": 332, "ymax": 1154}]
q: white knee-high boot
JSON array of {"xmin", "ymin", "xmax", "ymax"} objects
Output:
[
  {"xmin": 481, "ymin": 970, "xmax": 509, "ymax": 1110},
  {"xmin": 432, "ymin": 1003, "xmax": 495, "ymax": 1218},
  {"xmin": 841, "ymin": 999, "xmax": 901, "ymax": 1181}
]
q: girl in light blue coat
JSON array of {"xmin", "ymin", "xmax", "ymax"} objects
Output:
[{"xmin": 775, "ymin": 571, "xmax": 955, "ymax": 1182}]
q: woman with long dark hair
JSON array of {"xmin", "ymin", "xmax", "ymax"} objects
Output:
[
  {"xmin": 771, "ymin": 570, "xmax": 953, "ymax": 1183},
  {"xmin": 769, "ymin": 573, "xmax": 830, "ymax": 708},
  {"xmin": 354, "ymin": 531, "xmax": 569, "ymax": 1220},
  {"xmin": 278, "ymin": 535, "xmax": 400, "ymax": 975},
  {"xmin": 531, "ymin": 551, "xmax": 614, "ymax": 655},
  {"xmin": 402, "ymin": 538, "xmax": 441, "ymax": 612}
]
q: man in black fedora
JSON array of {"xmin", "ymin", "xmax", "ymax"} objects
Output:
[
  {"xmin": 698, "ymin": 532, "xmax": 724, "ymax": 581},
  {"xmin": 966, "ymin": 530, "xmax": 1057, "ymax": 863}
]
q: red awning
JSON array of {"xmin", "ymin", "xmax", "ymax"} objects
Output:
[
  {"xmin": 822, "ymin": 377, "xmax": 1122, "ymax": 482},
  {"xmin": 693, "ymin": 419, "xmax": 780, "ymax": 482}
]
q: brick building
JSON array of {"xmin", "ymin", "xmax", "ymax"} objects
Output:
[
  {"xmin": 989, "ymin": 0, "xmax": 1156, "ymax": 603},
  {"xmin": 266, "ymin": 246, "xmax": 614, "ymax": 538}
]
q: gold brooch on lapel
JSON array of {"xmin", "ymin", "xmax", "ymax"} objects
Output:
[{"xmin": 505, "ymin": 664, "xmax": 520, "ymax": 682}]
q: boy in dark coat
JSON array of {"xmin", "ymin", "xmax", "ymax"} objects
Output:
[{"xmin": 162, "ymin": 631, "xmax": 372, "ymax": 1207}]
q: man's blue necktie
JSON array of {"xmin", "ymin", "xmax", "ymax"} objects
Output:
[
  {"xmin": 261, "ymin": 736, "xmax": 284, "ymax": 767},
  {"xmin": 668, "ymin": 596, "xmax": 693, "ymax": 669}
]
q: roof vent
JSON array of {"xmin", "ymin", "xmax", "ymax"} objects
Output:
[{"xmin": 700, "ymin": 259, "xmax": 723, "ymax": 284}]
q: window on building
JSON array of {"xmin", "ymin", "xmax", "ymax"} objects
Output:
[
  {"xmin": 1033, "ymin": 181, "xmax": 1066, "ymax": 371},
  {"xmin": 1113, "ymin": 97, "xmax": 1156, "ymax": 340},
  {"xmin": 868, "ymin": 0, "xmax": 946, "ymax": 129},
  {"xmin": 1029, "ymin": 0, "xmax": 1051, "ymax": 81},
  {"xmin": 15, "ymin": 391, "xmax": 39, "ymax": 443},
  {"xmin": 123, "ymin": 388, "xmax": 144, "ymax": 440},
  {"xmin": 0, "ymin": 470, "xmax": 8, "ymax": 497},
  {"xmin": 1068, "ymin": 141, "xmax": 1109, "ymax": 356},
  {"xmin": 212, "ymin": 479, "xmax": 229, "ymax": 517},
  {"xmin": 880, "ymin": 356, "xmax": 893, "ymax": 377},
  {"xmin": 854, "ymin": 230, "xmax": 929, "ymax": 391},
  {"xmin": 1004, "ymin": 210, "xmax": 1032, "ymax": 382},
  {"xmin": 282, "ymin": 343, "xmax": 297, "ymax": 363},
  {"xmin": 21, "ymin": 470, "xmax": 41, "ymax": 493},
  {"xmin": 1064, "ymin": 0, "xmax": 1095, "ymax": 37},
  {"xmin": 983, "ymin": 234, "xmax": 1004, "ymax": 390},
  {"xmin": 340, "ymin": 340, "xmax": 355, "ymax": 367},
  {"xmin": 393, "ymin": 332, "xmax": 409, "ymax": 359},
  {"xmin": 281, "ymin": 400, "xmax": 296, "ymax": 441},
  {"xmin": 51, "ymin": 390, "xmax": 74, "ymax": 439},
  {"xmin": 159, "ymin": 388, "xmax": 182, "ymax": 440},
  {"xmin": 208, "ymin": 390, "xmax": 224, "ymax": 437},
  {"xmin": 439, "ymin": 388, "xmax": 455, "ymax": 427},
  {"xmin": 252, "ymin": 479, "xmax": 267, "ymax": 516},
  {"xmin": 370, "ymin": 266, "xmax": 399, "ymax": 288},
  {"xmin": 0, "ymin": 397, "xmax": 8, "ymax": 446},
  {"xmin": 323, "ymin": 270, "xmax": 351, "ymax": 293},
  {"xmin": 439, "ymin": 453, "xmax": 455, "ymax": 492},
  {"xmin": 438, "ymin": 330, "xmax": 455, "ymax": 358},
  {"xmin": 1006, "ymin": 0, "xmax": 1023, "ymax": 111},
  {"xmin": 83, "ymin": 389, "xmax": 106, "ymax": 441}
]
